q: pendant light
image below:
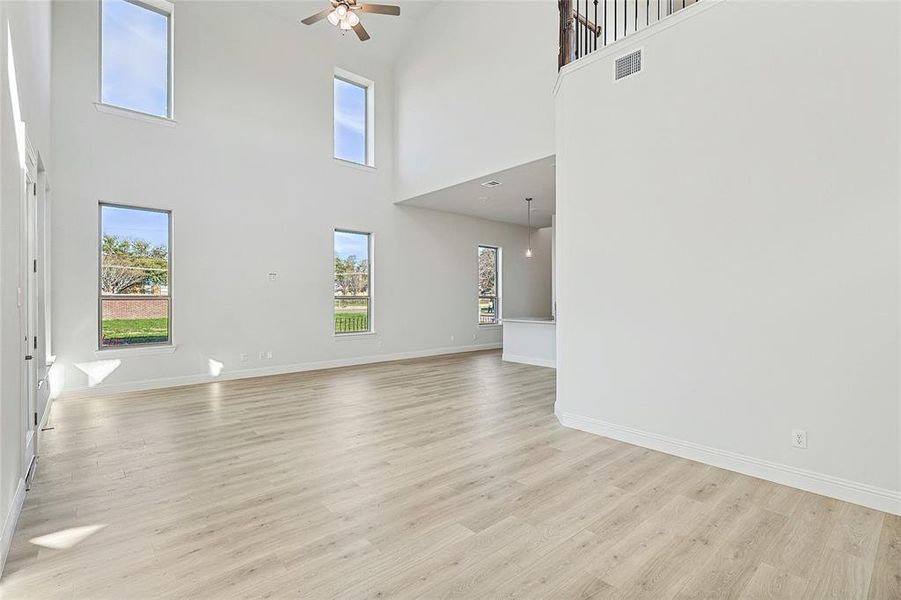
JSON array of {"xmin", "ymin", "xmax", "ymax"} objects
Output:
[{"xmin": 525, "ymin": 198, "xmax": 533, "ymax": 258}]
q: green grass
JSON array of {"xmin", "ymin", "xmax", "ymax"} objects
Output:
[{"xmin": 102, "ymin": 318, "xmax": 169, "ymax": 345}]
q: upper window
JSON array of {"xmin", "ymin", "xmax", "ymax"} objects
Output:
[
  {"xmin": 334, "ymin": 230, "xmax": 372, "ymax": 334},
  {"xmin": 478, "ymin": 245, "xmax": 500, "ymax": 325},
  {"xmin": 101, "ymin": 0, "xmax": 173, "ymax": 118},
  {"xmin": 334, "ymin": 69, "xmax": 374, "ymax": 166},
  {"xmin": 99, "ymin": 204, "xmax": 171, "ymax": 348}
]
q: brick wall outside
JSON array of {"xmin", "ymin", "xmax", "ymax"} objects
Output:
[{"xmin": 102, "ymin": 298, "xmax": 169, "ymax": 320}]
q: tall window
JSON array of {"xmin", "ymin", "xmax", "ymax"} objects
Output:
[
  {"xmin": 334, "ymin": 69, "xmax": 373, "ymax": 166},
  {"xmin": 99, "ymin": 204, "xmax": 171, "ymax": 348},
  {"xmin": 334, "ymin": 230, "xmax": 372, "ymax": 334},
  {"xmin": 101, "ymin": 0, "xmax": 173, "ymax": 118},
  {"xmin": 478, "ymin": 245, "xmax": 500, "ymax": 324}
]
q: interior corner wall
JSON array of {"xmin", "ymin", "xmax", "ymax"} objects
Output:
[
  {"xmin": 394, "ymin": 1, "xmax": 559, "ymax": 201},
  {"xmin": 1, "ymin": 0, "xmax": 52, "ymax": 568},
  {"xmin": 555, "ymin": 0, "xmax": 901, "ymax": 511},
  {"xmin": 50, "ymin": 0, "xmax": 552, "ymax": 396}
]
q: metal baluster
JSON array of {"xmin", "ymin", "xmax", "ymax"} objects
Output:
[
  {"xmin": 585, "ymin": 0, "xmax": 589, "ymax": 54},
  {"xmin": 575, "ymin": 1, "xmax": 579, "ymax": 58},
  {"xmin": 614, "ymin": 0, "xmax": 617, "ymax": 41},
  {"xmin": 576, "ymin": 0, "xmax": 582, "ymax": 56},
  {"xmin": 594, "ymin": 0, "xmax": 598, "ymax": 51},
  {"xmin": 582, "ymin": 0, "xmax": 591, "ymax": 54},
  {"xmin": 604, "ymin": 0, "xmax": 607, "ymax": 46}
]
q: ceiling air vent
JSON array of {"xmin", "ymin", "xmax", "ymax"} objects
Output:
[
  {"xmin": 481, "ymin": 180, "xmax": 502, "ymax": 188},
  {"xmin": 615, "ymin": 49, "xmax": 642, "ymax": 81}
]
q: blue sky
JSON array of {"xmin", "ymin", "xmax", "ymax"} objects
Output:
[
  {"xmin": 334, "ymin": 78, "xmax": 366, "ymax": 164},
  {"xmin": 103, "ymin": 205, "xmax": 169, "ymax": 248},
  {"xmin": 334, "ymin": 231, "xmax": 368, "ymax": 261},
  {"xmin": 101, "ymin": 0, "xmax": 169, "ymax": 117}
]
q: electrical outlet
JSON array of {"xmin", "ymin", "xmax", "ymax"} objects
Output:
[
  {"xmin": 268, "ymin": 272, "xmax": 278, "ymax": 282},
  {"xmin": 792, "ymin": 429, "xmax": 807, "ymax": 449},
  {"xmin": 472, "ymin": 333, "xmax": 478, "ymax": 341},
  {"xmin": 259, "ymin": 351, "xmax": 266, "ymax": 360},
  {"xmin": 450, "ymin": 335, "xmax": 455, "ymax": 343},
  {"xmin": 266, "ymin": 351, "xmax": 273, "ymax": 360},
  {"xmin": 239, "ymin": 353, "xmax": 248, "ymax": 363}
]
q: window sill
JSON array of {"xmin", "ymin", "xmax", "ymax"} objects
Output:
[
  {"xmin": 333, "ymin": 157, "xmax": 376, "ymax": 172},
  {"xmin": 334, "ymin": 332, "xmax": 377, "ymax": 339},
  {"xmin": 94, "ymin": 344, "xmax": 178, "ymax": 358},
  {"xmin": 94, "ymin": 102, "xmax": 177, "ymax": 127}
]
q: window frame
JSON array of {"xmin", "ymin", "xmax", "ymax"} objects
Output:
[
  {"xmin": 99, "ymin": 0, "xmax": 175, "ymax": 120},
  {"xmin": 98, "ymin": 202, "xmax": 173, "ymax": 350},
  {"xmin": 478, "ymin": 244, "xmax": 502, "ymax": 326},
  {"xmin": 333, "ymin": 68, "xmax": 375, "ymax": 168},
  {"xmin": 333, "ymin": 229, "xmax": 374, "ymax": 336}
]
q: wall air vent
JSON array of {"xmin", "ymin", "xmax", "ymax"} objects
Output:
[
  {"xmin": 481, "ymin": 180, "xmax": 502, "ymax": 188},
  {"xmin": 615, "ymin": 49, "xmax": 642, "ymax": 81}
]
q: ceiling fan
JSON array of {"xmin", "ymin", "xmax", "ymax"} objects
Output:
[{"xmin": 301, "ymin": 0, "xmax": 401, "ymax": 42}]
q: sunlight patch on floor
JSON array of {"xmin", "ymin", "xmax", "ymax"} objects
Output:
[
  {"xmin": 74, "ymin": 359, "xmax": 121, "ymax": 387},
  {"xmin": 29, "ymin": 524, "xmax": 106, "ymax": 550}
]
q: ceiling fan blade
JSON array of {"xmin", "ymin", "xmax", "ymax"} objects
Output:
[
  {"xmin": 358, "ymin": 4, "xmax": 400, "ymax": 16},
  {"xmin": 352, "ymin": 21, "xmax": 371, "ymax": 41},
  {"xmin": 301, "ymin": 7, "xmax": 332, "ymax": 25}
]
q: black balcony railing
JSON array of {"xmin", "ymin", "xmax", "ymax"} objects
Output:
[
  {"xmin": 479, "ymin": 296, "xmax": 498, "ymax": 325},
  {"xmin": 335, "ymin": 314, "xmax": 369, "ymax": 333},
  {"xmin": 559, "ymin": 0, "xmax": 699, "ymax": 69},
  {"xmin": 335, "ymin": 296, "xmax": 370, "ymax": 334}
]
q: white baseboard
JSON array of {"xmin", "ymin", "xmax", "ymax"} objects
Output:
[
  {"xmin": 502, "ymin": 353, "xmax": 556, "ymax": 369},
  {"xmin": 62, "ymin": 343, "xmax": 503, "ymax": 398},
  {"xmin": 555, "ymin": 407, "xmax": 901, "ymax": 516},
  {"xmin": 1, "ymin": 478, "xmax": 26, "ymax": 577}
]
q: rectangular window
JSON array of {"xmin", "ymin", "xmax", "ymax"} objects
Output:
[
  {"xmin": 99, "ymin": 204, "xmax": 171, "ymax": 348},
  {"xmin": 334, "ymin": 69, "xmax": 373, "ymax": 166},
  {"xmin": 101, "ymin": 0, "xmax": 173, "ymax": 118},
  {"xmin": 334, "ymin": 230, "xmax": 372, "ymax": 334},
  {"xmin": 478, "ymin": 245, "xmax": 500, "ymax": 325}
]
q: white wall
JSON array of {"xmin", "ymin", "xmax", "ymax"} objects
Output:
[
  {"xmin": 555, "ymin": 0, "xmax": 900, "ymax": 513},
  {"xmin": 1, "ymin": 0, "xmax": 52, "ymax": 568},
  {"xmin": 395, "ymin": 0, "xmax": 558, "ymax": 201},
  {"xmin": 51, "ymin": 0, "xmax": 552, "ymax": 395}
]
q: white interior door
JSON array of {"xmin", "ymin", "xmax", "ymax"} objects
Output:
[{"xmin": 21, "ymin": 173, "xmax": 37, "ymax": 479}]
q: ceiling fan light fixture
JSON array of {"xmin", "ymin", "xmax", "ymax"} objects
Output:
[{"xmin": 300, "ymin": 1, "xmax": 398, "ymax": 41}]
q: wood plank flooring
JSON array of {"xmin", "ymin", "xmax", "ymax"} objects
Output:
[{"xmin": 1, "ymin": 350, "xmax": 897, "ymax": 599}]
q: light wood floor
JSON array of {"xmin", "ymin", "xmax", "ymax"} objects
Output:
[{"xmin": 1, "ymin": 350, "xmax": 898, "ymax": 599}]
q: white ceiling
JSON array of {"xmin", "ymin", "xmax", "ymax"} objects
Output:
[{"xmin": 397, "ymin": 156, "xmax": 556, "ymax": 227}]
